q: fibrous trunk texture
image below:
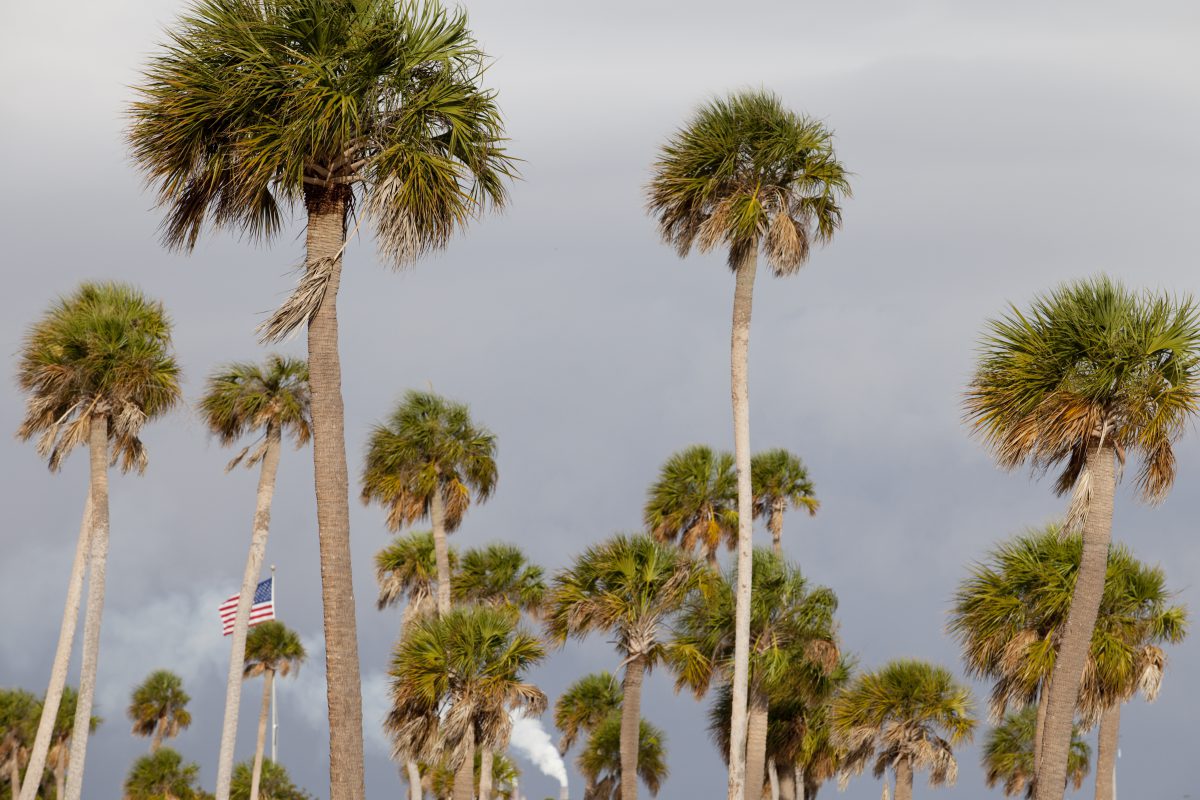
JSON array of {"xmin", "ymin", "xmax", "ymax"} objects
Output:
[
  {"xmin": 768, "ymin": 758, "xmax": 780, "ymax": 800},
  {"xmin": 745, "ymin": 687, "xmax": 770, "ymax": 800},
  {"xmin": 54, "ymin": 746, "xmax": 66, "ymax": 800},
  {"xmin": 479, "ymin": 748, "xmax": 494, "ymax": 800},
  {"xmin": 63, "ymin": 416, "xmax": 110, "ymax": 800},
  {"xmin": 305, "ymin": 188, "xmax": 366, "ymax": 800},
  {"xmin": 406, "ymin": 760, "xmax": 423, "ymax": 800},
  {"xmin": 431, "ymin": 486, "xmax": 451, "ymax": 615},
  {"xmin": 769, "ymin": 502, "xmax": 784, "ymax": 558},
  {"xmin": 17, "ymin": 498, "xmax": 91, "ymax": 800},
  {"xmin": 152, "ymin": 725, "xmax": 163, "ymax": 753},
  {"xmin": 727, "ymin": 251, "xmax": 759, "ymax": 800},
  {"xmin": 250, "ymin": 669, "xmax": 275, "ymax": 800},
  {"xmin": 452, "ymin": 727, "xmax": 475, "ymax": 800},
  {"xmin": 1034, "ymin": 685, "xmax": 1049, "ymax": 774},
  {"xmin": 1094, "ymin": 704, "xmax": 1119, "ymax": 800},
  {"xmin": 777, "ymin": 763, "xmax": 796, "ymax": 800},
  {"xmin": 620, "ymin": 656, "xmax": 646, "ymax": 800},
  {"xmin": 215, "ymin": 426, "xmax": 283, "ymax": 800},
  {"xmin": 1034, "ymin": 443, "xmax": 1114, "ymax": 800},
  {"xmin": 894, "ymin": 759, "xmax": 913, "ymax": 800},
  {"xmin": 9, "ymin": 755, "xmax": 21, "ymax": 799}
]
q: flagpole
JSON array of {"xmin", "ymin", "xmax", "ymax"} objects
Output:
[{"xmin": 271, "ymin": 564, "xmax": 277, "ymax": 763}]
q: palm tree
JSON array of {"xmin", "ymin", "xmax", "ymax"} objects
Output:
[
  {"xmin": 982, "ymin": 708, "xmax": 1090, "ymax": 800},
  {"xmin": 231, "ymin": 760, "xmax": 312, "ymax": 800},
  {"xmin": 200, "ymin": 355, "xmax": 310, "ymax": 800},
  {"xmin": 387, "ymin": 605, "xmax": 546, "ymax": 800},
  {"xmin": 831, "ymin": 660, "xmax": 975, "ymax": 800},
  {"xmin": 644, "ymin": 446, "xmax": 738, "ymax": 568},
  {"xmin": 244, "ymin": 622, "xmax": 307, "ymax": 800},
  {"xmin": 424, "ymin": 751, "xmax": 521, "ymax": 800},
  {"xmin": 647, "ymin": 90, "xmax": 850, "ymax": 800},
  {"xmin": 129, "ymin": 2, "xmax": 514, "ymax": 795},
  {"xmin": 672, "ymin": 551, "xmax": 839, "ymax": 800},
  {"xmin": 578, "ymin": 715, "xmax": 668, "ymax": 800},
  {"xmin": 555, "ymin": 673, "xmax": 623, "ymax": 798},
  {"xmin": 0, "ymin": 690, "xmax": 38, "ymax": 798},
  {"xmin": 124, "ymin": 748, "xmax": 203, "ymax": 800},
  {"xmin": 16, "ymin": 282, "xmax": 181, "ymax": 800},
  {"xmin": 545, "ymin": 534, "xmax": 705, "ymax": 800},
  {"xmin": 965, "ymin": 276, "xmax": 1200, "ymax": 800},
  {"xmin": 46, "ymin": 687, "xmax": 100, "ymax": 800},
  {"xmin": 128, "ymin": 671, "xmax": 192, "ymax": 753},
  {"xmin": 362, "ymin": 390, "xmax": 498, "ymax": 616},
  {"xmin": 750, "ymin": 450, "xmax": 818, "ymax": 558}
]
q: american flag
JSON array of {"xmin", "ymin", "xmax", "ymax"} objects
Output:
[{"xmin": 218, "ymin": 578, "xmax": 275, "ymax": 636}]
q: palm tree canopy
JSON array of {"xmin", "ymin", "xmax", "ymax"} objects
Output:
[
  {"xmin": 198, "ymin": 354, "xmax": 311, "ymax": 469},
  {"xmin": 128, "ymin": 670, "xmax": 193, "ymax": 741},
  {"xmin": 832, "ymin": 659, "xmax": 975, "ymax": 787},
  {"xmin": 243, "ymin": 621, "xmax": 308, "ymax": 678},
  {"xmin": 544, "ymin": 534, "xmax": 706, "ymax": 665},
  {"xmin": 453, "ymin": 542, "xmax": 547, "ymax": 615},
  {"xmin": 128, "ymin": 0, "xmax": 514, "ymax": 264},
  {"xmin": 361, "ymin": 390, "xmax": 497, "ymax": 532},
  {"xmin": 644, "ymin": 445, "xmax": 738, "ymax": 561},
  {"xmin": 554, "ymin": 671, "xmax": 622, "ymax": 754},
  {"xmin": 124, "ymin": 747, "xmax": 203, "ymax": 800},
  {"xmin": 750, "ymin": 448, "xmax": 819, "ymax": 518},
  {"xmin": 374, "ymin": 531, "xmax": 455, "ymax": 612},
  {"xmin": 982, "ymin": 706, "xmax": 1090, "ymax": 799},
  {"xmin": 950, "ymin": 526, "xmax": 1187, "ymax": 721},
  {"xmin": 577, "ymin": 713, "xmax": 668, "ymax": 799},
  {"xmin": 424, "ymin": 750, "xmax": 520, "ymax": 800},
  {"xmin": 231, "ymin": 759, "xmax": 313, "ymax": 800},
  {"xmin": 386, "ymin": 604, "xmax": 546, "ymax": 769},
  {"xmin": 0, "ymin": 689, "xmax": 40, "ymax": 761},
  {"xmin": 53, "ymin": 685, "xmax": 102, "ymax": 741},
  {"xmin": 965, "ymin": 275, "xmax": 1200, "ymax": 502},
  {"xmin": 647, "ymin": 90, "xmax": 850, "ymax": 273},
  {"xmin": 16, "ymin": 281, "xmax": 182, "ymax": 472}
]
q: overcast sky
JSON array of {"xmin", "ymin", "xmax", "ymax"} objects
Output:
[{"xmin": 3, "ymin": 1, "xmax": 1200, "ymax": 798}]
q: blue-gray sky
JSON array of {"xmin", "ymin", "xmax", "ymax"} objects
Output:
[{"xmin": 2, "ymin": 1, "xmax": 1199, "ymax": 798}]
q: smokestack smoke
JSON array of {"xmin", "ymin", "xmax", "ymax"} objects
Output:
[{"xmin": 508, "ymin": 710, "xmax": 569, "ymax": 794}]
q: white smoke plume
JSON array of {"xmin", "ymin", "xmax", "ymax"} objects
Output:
[{"xmin": 508, "ymin": 709, "xmax": 569, "ymax": 792}]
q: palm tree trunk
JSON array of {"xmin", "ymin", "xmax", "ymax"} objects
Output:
[
  {"xmin": 17, "ymin": 498, "xmax": 91, "ymax": 800},
  {"xmin": 768, "ymin": 758, "xmax": 780, "ymax": 800},
  {"xmin": 250, "ymin": 669, "xmax": 274, "ymax": 800},
  {"xmin": 893, "ymin": 759, "xmax": 913, "ymax": 800},
  {"xmin": 803, "ymin": 774, "xmax": 818, "ymax": 800},
  {"xmin": 9, "ymin": 754, "xmax": 22, "ymax": 799},
  {"xmin": 769, "ymin": 501, "xmax": 784, "ymax": 558},
  {"xmin": 745, "ymin": 687, "xmax": 770, "ymax": 800},
  {"xmin": 1034, "ymin": 442, "xmax": 1114, "ymax": 800},
  {"xmin": 215, "ymin": 425, "xmax": 283, "ymax": 800},
  {"xmin": 430, "ymin": 486, "xmax": 452, "ymax": 615},
  {"xmin": 152, "ymin": 724, "xmax": 163, "ymax": 753},
  {"xmin": 479, "ymin": 748, "xmax": 494, "ymax": 800},
  {"xmin": 620, "ymin": 656, "xmax": 647, "ymax": 800},
  {"xmin": 305, "ymin": 187, "xmax": 366, "ymax": 800},
  {"xmin": 1034, "ymin": 685, "xmax": 1049, "ymax": 773},
  {"xmin": 777, "ymin": 764, "xmax": 795, "ymax": 800},
  {"xmin": 55, "ymin": 745, "xmax": 66, "ymax": 800},
  {"xmin": 1094, "ymin": 705, "xmax": 1119, "ymax": 800},
  {"xmin": 406, "ymin": 760, "xmax": 423, "ymax": 800},
  {"xmin": 727, "ymin": 249, "xmax": 758, "ymax": 800},
  {"xmin": 63, "ymin": 415, "xmax": 110, "ymax": 800},
  {"xmin": 452, "ymin": 726, "xmax": 475, "ymax": 800}
]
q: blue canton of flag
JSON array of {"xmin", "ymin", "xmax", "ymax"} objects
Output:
[{"xmin": 218, "ymin": 577, "xmax": 275, "ymax": 636}]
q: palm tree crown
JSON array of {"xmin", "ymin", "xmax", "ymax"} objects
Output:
[
  {"xmin": 982, "ymin": 707, "xmax": 1090, "ymax": 799},
  {"xmin": 375, "ymin": 531, "xmax": 454, "ymax": 614},
  {"xmin": 577, "ymin": 715, "xmax": 669, "ymax": 800},
  {"xmin": 554, "ymin": 672, "xmax": 623, "ymax": 755},
  {"xmin": 453, "ymin": 543, "xmax": 547, "ymax": 616},
  {"xmin": 124, "ymin": 748, "xmax": 204, "ymax": 800},
  {"xmin": 244, "ymin": 621, "xmax": 308, "ymax": 679},
  {"xmin": 127, "ymin": 671, "xmax": 192, "ymax": 751},
  {"xmin": 199, "ymin": 354, "xmax": 311, "ymax": 469},
  {"xmin": 644, "ymin": 445, "xmax": 738, "ymax": 567},
  {"xmin": 751, "ymin": 449, "xmax": 818, "ymax": 556}
]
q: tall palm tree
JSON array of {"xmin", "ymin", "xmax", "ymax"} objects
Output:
[
  {"xmin": 965, "ymin": 276, "xmax": 1200, "ymax": 800},
  {"xmin": 644, "ymin": 446, "xmax": 738, "ymax": 568},
  {"xmin": 124, "ymin": 748, "xmax": 203, "ymax": 800},
  {"xmin": 200, "ymin": 355, "xmax": 310, "ymax": 800},
  {"xmin": 555, "ymin": 672, "xmax": 624, "ymax": 798},
  {"xmin": 0, "ymin": 689, "xmax": 38, "ymax": 798},
  {"xmin": 831, "ymin": 660, "xmax": 975, "ymax": 800},
  {"xmin": 130, "ymin": 2, "xmax": 514, "ymax": 794},
  {"xmin": 387, "ymin": 605, "xmax": 546, "ymax": 800},
  {"xmin": 362, "ymin": 390, "xmax": 498, "ymax": 616},
  {"xmin": 128, "ymin": 671, "xmax": 192, "ymax": 753},
  {"xmin": 672, "ymin": 551, "xmax": 838, "ymax": 800},
  {"xmin": 982, "ymin": 707, "xmax": 1090, "ymax": 800},
  {"xmin": 244, "ymin": 622, "xmax": 307, "ymax": 800},
  {"xmin": 46, "ymin": 687, "xmax": 99, "ymax": 800},
  {"xmin": 750, "ymin": 450, "xmax": 818, "ymax": 558},
  {"xmin": 231, "ymin": 759, "xmax": 311, "ymax": 800},
  {"xmin": 647, "ymin": 91, "xmax": 850, "ymax": 800},
  {"xmin": 578, "ymin": 715, "xmax": 669, "ymax": 800},
  {"xmin": 16, "ymin": 282, "xmax": 181, "ymax": 800},
  {"xmin": 545, "ymin": 534, "xmax": 705, "ymax": 800}
]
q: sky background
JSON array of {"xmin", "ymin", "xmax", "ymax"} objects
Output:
[{"xmin": 3, "ymin": 1, "xmax": 1200, "ymax": 798}]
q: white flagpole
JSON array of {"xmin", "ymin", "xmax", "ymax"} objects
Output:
[{"xmin": 271, "ymin": 564, "xmax": 278, "ymax": 763}]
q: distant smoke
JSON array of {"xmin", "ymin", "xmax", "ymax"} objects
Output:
[{"xmin": 508, "ymin": 710, "xmax": 569, "ymax": 791}]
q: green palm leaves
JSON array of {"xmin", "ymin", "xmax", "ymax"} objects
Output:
[
  {"xmin": 124, "ymin": 748, "xmax": 204, "ymax": 800},
  {"xmin": 982, "ymin": 708, "xmax": 1090, "ymax": 799},
  {"xmin": 375, "ymin": 532, "xmax": 451, "ymax": 614},
  {"xmin": 127, "ymin": 671, "xmax": 192, "ymax": 752},
  {"xmin": 645, "ymin": 446, "xmax": 738, "ymax": 567},
  {"xmin": 750, "ymin": 449, "xmax": 818, "ymax": 557},
  {"xmin": 200, "ymin": 355, "xmax": 311, "ymax": 469},
  {"xmin": 578, "ymin": 715, "xmax": 669, "ymax": 799},
  {"xmin": 453, "ymin": 543, "xmax": 547, "ymax": 617},
  {"xmin": 244, "ymin": 622, "xmax": 308, "ymax": 679},
  {"xmin": 554, "ymin": 672, "xmax": 622, "ymax": 755}
]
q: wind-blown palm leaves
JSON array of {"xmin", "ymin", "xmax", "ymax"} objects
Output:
[
  {"xmin": 647, "ymin": 90, "xmax": 850, "ymax": 800},
  {"xmin": 578, "ymin": 715, "xmax": 669, "ymax": 800},
  {"xmin": 750, "ymin": 450, "xmax": 819, "ymax": 558},
  {"xmin": 244, "ymin": 622, "xmax": 307, "ymax": 800},
  {"xmin": 546, "ymin": 535, "xmax": 705, "ymax": 800},
  {"xmin": 124, "ymin": 748, "xmax": 204, "ymax": 800},
  {"xmin": 965, "ymin": 276, "xmax": 1200, "ymax": 800},
  {"xmin": 644, "ymin": 446, "xmax": 738, "ymax": 568},
  {"xmin": 453, "ymin": 543, "xmax": 547, "ymax": 616},
  {"xmin": 130, "ymin": 4, "xmax": 515, "ymax": 795},
  {"xmin": 16, "ymin": 282, "xmax": 181, "ymax": 800},
  {"xmin": 362, "ymin": 390, "xmax": 498, "ymax": 616},
  {"xmin": 832, "ymin": 660, "xmax": 975, "ymax": 800},
  {"xmin": 375, "ymin": 532, "xmax": 455, "ymax": 623},
  {"xmin": 0, "ymin": 689, "xmax": 39, "ymax": 799},
  {"xmin": 387, "ymin": 605, "xmax": 545, "ymax": 800},
  {"xmin": 128, "ymin": 671, "xmax": 192, "ymax": 753},
  {"xmin": 982, "ymin": 708, "xmax": 1090, "ymax": 800},
  {"xmin": 231, "ymin": 759, "xmax": 313, "ymax": 800},
  {"xmin": 555, "ymin": 672, "xmax": 623, "ymax": 756}
]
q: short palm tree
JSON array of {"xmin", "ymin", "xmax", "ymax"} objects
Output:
[
  {"xmin": 672, "ymin": 550, "xmax": 838, "ymax": 800},
  {"xmin": 362, "ymin": 390, "xmax": 498, "ymax": 616},
  {"xmin": 644, "ymin": 446, "xmax": 738, "ymax": 568},
  {"xmin": 545, "ymin": 534, "xmax": 705, "ymax": 800},
  {"xmin": 555, "ymin": 672, "xmax": 624, "ymax": 798},
  {"xmin": 647, "ymin": 91, "xmax": 849, "ymax": 800},
  {"xmin": 128, "ymin": 671, "xmax": 192, "ymax": 753},
  {"xmin": 46, "ymin": 687, "xmax": 100, "ymax": 800},
  {"xmin": 200, "ymin": 355, "xmax": 310, "ymax": 799},
  {"xmin": 965, "ymin": 276, "xmax": 1200, "ymax": 800},
  {"xmin": 387, "ymin": 605, "xmax": 546, "ymax": 800},
  {"xmin": 124, "ymin": 748, "xmax": 203, "ymax": 800},
  {"xmin": 130, "ymin": 2, "xmax": 514, "ymax": 795},
  {"xmin": 578, "ymin": 715, "xmax": 668, "ymax": 800},
  {"xmin": 231, "ymin": 759, "xmax": 311, "ymax": 800},
  {"xmin": 982, "ymin": 707, "xmax": 1090, "ymax": 800},
  {"xmin": 425, "ymin": 751, "xmax": 521, "ymax": 800},
  {"xmin": 750, "ymin": 450, "xmax": 819, "ymax": 558},
  {"xmin": 0, "ymin": 689, "xmax": 39, "ymax": 798},
  {"xmin": 244, "ymin": 622, "xmax": 307, "ymax": 800},
  {"xmin": 16, "ymin": 282, "xmax": 181, "ymax": 800},
  {"xmin": 831, "ymin": 660, "xmax": 976, "ymax": 800}
]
